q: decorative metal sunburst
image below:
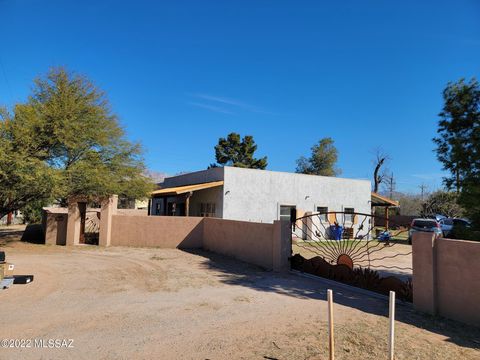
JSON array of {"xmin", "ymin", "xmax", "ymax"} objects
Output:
[
  {"xmin": 291, "ymin": 211, "xmax": 413, "ymax": 301},
  {"xmin": 291, "ymin": 211, "xmax": 412, "ymax": 272}
]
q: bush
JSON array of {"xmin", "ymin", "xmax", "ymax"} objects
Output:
[
  {"xmin": 449, "ymin": 225, "xmax": 480, "ymax": 242},
  {"xmin": 21, "ymin": 200, "xmax": 48, "ymax": 224}
]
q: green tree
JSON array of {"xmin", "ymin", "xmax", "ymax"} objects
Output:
[
  {"xmin": 0, "ymin": 108, "xmax": 58, "ymax": 219},
  {"xmin": 433, "ymin": 78, "xmax": 480, "ymax": 193},
  {"xmin": 296, "ymin": 137, "xmax": 341, "ymax": 176},
  {"xmin": 0, "ymin": 67, "xmax": 154, "ymax": 218},
  {"xmin": 213, "ymin": 132, "xmax": 267, "ymax": 169},
  {"xmin": 422, "ymin": 191, "xmax": 464, "ymax": 218},
  {"xmin": 433, "ymin": 78, "xmax": 480, "ymax": 226}
]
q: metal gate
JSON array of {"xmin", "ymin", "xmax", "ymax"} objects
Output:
[
  {"xmin": 83, "ymin": 210, "xmax": 100, "ymax": 245},
  {"xmin": 290, "ymin": 212, "xmax": 413, "ymax": 301}
]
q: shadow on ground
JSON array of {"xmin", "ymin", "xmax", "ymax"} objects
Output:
[
  {"xmin": 185, "ymin": 248, "xmax": 480, "ymax": 352},
  {"xmin": 20, "ymin": 224, "xmax": 44, "ymax": 244},
  {"xmin": 0, "ymin": 226, "xmax": 26, "ymax": 245},
  {"xmin": 0, "ymin": 224, "xmax": 44, "ymax": 246}
]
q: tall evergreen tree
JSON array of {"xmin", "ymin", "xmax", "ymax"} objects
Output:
[
  {"xmin": 213, "ymin": 132, "xmax": 267, "ymax": 169},
  {"xmin": 433, "ymin": 78, "xmax": 480, "ymax": 227},
  {"xmin": 296, "ymin": 137, "xmax": 341, "ymax": 176}
]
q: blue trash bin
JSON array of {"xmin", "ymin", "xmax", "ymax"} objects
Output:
[
  {"xmin": 330, "ymin": 225, "xmax": 344, "ymax": 240},
  {"xmin": 378, "ymin": 231, "xmax": 391, "ymax": 242}
]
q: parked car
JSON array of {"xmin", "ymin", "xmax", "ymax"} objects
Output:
[
  {"xmin": 425, "ymin": 214, "xmax": 447, "ymax": 222},
  {"xmin": 408, "ymin": 218, "xmax": 442, "ymax": 244},
  {"xmin": 439, "ymin": 218, "xmax": 471, "ymax": 237}
]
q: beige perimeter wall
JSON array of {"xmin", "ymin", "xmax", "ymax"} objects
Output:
[
  {"xmin": 110, "ymin": 215, "xmax": 204, "ymax": 248},
  {"xmin": 413, "ymin": 232, "xmax": 480, "ymax": 326},
  {"xmin": 108, "ymin": 214, "xmax": 289, "ymax": 271},
  {"xmin": 436, "ymin": 238, "xmax": 480, "ymax": 325},
  {"xmin": 203, "ymin": 217, "xmax": 275, "ymax": 269}
]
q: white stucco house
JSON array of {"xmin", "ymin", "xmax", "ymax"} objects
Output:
[{"xmin": 150, "ymin": 167, "xmax": 372, "ymax": 226}]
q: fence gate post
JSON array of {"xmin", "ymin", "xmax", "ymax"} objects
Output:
[
  {"xmin": 99, "ymin": 195, "xmax": 118, "ymax": 247},
  {"xmin": 327, "ymin": 289, "xmax": 335, "ymax": 360},
  {"xmin": 388, "ymin": 291, "xmax": 395, "ymax": 360}
]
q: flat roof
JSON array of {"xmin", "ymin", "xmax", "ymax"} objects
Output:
[{"xmin": 152, "ymin": 181, "xmax": 224, "ymax": 196}]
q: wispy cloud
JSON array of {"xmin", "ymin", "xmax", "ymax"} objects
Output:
[
  {"xmin": 189, "ymin": 93, "xmax": 276, "ymax": 115},
  {"xmin": 187, "ymin": 102, "xmax": 234, "ymax": 115}
]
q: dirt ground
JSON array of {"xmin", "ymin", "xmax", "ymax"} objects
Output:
[{"xmin": 1, "ymin": 232, "xmax": 479, "ymax": 359}]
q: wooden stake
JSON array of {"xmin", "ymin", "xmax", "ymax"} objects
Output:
[
  {"xmin": 327, "ymin": 289, "xmax": 335, "ymax": 360},
  {"xmin": 388, "ymin": 291, "xmax": 396, "ymax": 360}
]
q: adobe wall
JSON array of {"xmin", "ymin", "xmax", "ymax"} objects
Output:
[
  {"xmin": 110, "ymin": 215, "xmax": 204, "ymax": 248},
  {"xmin": 108, "ymin": 215, "xmax": 290, "ymax": 271},
  {"xmin": 436, "ymin": 238, "xmax": 480, "ymax": 325},
  {"xmin": 203, "ymin": 217, "xmax": 275, "ymax": 269},
  {"xmin": 116, "ymin": 209, "xmax": 148, "ymax": 216},
  {"xmin": 413, "ymin": 232, "xmax": 480, "ymax": 326}
]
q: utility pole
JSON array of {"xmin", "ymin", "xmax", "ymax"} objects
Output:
[
  {"xmin": 387, "ymin": 172, "xmax": 396, "ymax": 199},
  {"xmin": 419, "ymin": 183, "xmax": 428, "ymax": 216},
  {"xmin": 419, "ymin": 183, "xmax": 428, "ymax": 201}
]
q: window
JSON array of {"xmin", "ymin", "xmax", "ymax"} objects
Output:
[
  {"xmin": 200, "ymin": 203, "xmax": 216, "ymax": 217},
  {"xmin": 344, "ymin": 207, "xmax": 355, "ymax": 223},
  {"xmin": 316, "ymin": 207, "xmax": 328, "ymax": 222},
  {"xmin": 280, "ymin": 205, "xmax": 296, "ymax": 223}
]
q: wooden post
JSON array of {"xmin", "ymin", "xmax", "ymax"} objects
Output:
[
  {"xmin": 185, "ymin": 191, "xmax": 193, "ymax": 217},
  {"xmin": 385, "ymin": 206, "xmax": 390, "ymax": 231},
  {"xmin": 327, "ymin": 289, "xmax": 335, "ymax": 360},
  {"xmin": 388, "ymin": 291, "xmax": 395, "ymax": 360}
]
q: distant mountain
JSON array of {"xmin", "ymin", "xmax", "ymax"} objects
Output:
[{"xmin": 144, "ymin": 170, "xmax": 168, "ymax": 184}]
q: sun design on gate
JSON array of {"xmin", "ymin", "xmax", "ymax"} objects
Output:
[
  {"xmin": 292, "ymin": 212, "xmax": 411, "ymax": 270},
  {"xmin": 290, "ymin": 212, "xmax": 413, "ymax": 301}
]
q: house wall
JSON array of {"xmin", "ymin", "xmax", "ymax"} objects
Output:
[
  {"xmin": 222, "ymin": 167, "xmax": 371, "ymax": 224},
  {"xmin": 413, "ymin": 232, "xmax": 480, "ymax": 326},
  {"xmin": 110, "ymin": 215, "xmax": 204, "ymax": 248},
  {"xmin": 188, "ymin": 186, "xmax": 224, "ymax": 218}
]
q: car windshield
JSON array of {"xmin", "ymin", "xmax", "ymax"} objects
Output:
[{"xmin": 412, "ymin": 220, "xmax": 437, "ymax": 228}]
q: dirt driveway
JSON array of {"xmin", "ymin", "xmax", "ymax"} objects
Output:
[{"xmin": 1, "ymin": 241, "xmax": 479, "ymax": 360}]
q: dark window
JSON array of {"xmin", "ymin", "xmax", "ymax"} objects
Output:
[
  {"xmin": 344, "ymin": 207, "xmax": 355, "ymax": 222},
  {"xmin": 200, "ymin": 203, "xmax": 216, "ymax": 217},
  {"xmin": 412, "ymin": 220, "xmax": 437, "ymax": 229},
  {"xmin": 280, "ymin": 205, "xmax": 296, "ymax": 223},
  {"xmin": 316, "ymin": 207, "xmax": 328, "ymax": 222}
]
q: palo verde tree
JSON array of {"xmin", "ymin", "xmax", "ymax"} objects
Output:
[
  {"xmin": 212, "ymin": 132, "xmax": 267, "ymax": 169},
  {"xmin": 0, "ymin": 67, "xmax": 154, "ymax": 218},
  {"xmin": 433, "ymin": 78, "xmax": 480, "ymax": 227},
  {"xmin": 296, "ymin": 137, "xmax": 341, "ymax": 176}
]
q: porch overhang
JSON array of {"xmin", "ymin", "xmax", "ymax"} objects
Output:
[
  {"xmin": 151, "ymin": 181, "xmax": 224, "ymax": 197},
  {"xmin": 371, "ymin": 192, "xmax": 399, "ymax": 207}
]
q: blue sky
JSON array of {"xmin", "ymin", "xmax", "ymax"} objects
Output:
[{"xmin": 1, "ymin": 1, "xmax": 479, "ymax": 193}]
